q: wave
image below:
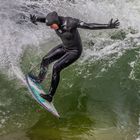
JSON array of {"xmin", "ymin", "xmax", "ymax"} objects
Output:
[{"xmin": 0, "ymin": 0, "xmax": 140, "ymax": 139}]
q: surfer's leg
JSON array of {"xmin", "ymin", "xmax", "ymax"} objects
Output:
[
  {"xmin": 41, "ymin": 50, "xmax": 81, "ymax": 102},
  {"xmin": 38, "ymin": 44, "xmax": 66, "ymax": 82}
]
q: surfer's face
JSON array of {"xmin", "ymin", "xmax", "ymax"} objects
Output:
[
  {"xmin": 50, "ymin": 23, "xmax": 59, "ymax": 30},
  {"xmin": 46, "ymin": 11, "xmax": 60, "ymax": 30}
]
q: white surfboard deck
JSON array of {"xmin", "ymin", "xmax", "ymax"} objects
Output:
[{"xmin": 25, "ymin": 75, "xmax": 60, "ymax": 118}]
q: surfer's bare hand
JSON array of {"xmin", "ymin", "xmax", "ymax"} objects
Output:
[
  {"xmin": 30, "ymin": 14, "xmax": 38, "ymax": 25},
  {"xmin": 108, "ymin": 19, "xmax": 120, "ymax": 28}
]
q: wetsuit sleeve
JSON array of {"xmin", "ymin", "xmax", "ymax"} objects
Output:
[
  {"xmin": 30, "ymin": 15, "xmax": 46, "ymax": 25},
  {"xmin": 77, "ymin": 21, "xmax": 109, "ymax": 29},
  {"xmin": 77, "ymin": 19, "xmax": 120, "ymax": 30},
  {"xmin": 36, "ymin": 17, "xmax": 46, "ymax": 23}
]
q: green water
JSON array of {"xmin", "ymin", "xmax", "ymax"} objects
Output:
[{"xmin": 0, "ymin": 48, "xmax": 140, "ymax": 140}]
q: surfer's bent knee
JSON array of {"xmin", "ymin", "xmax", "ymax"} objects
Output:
[
  {"xmin": 53, "ymin": 63, "xmax": 61, "ymax": 74},
  {"xmin": 41, "ymin": 56, "xmax": 50, "ymax": 67}
]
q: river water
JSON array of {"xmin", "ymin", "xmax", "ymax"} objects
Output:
[{"xmin": 0, "ymin": 0, "xmax": 140, "ymax": 139}]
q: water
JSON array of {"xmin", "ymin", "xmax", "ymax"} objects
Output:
[{"xmin": 0, "ymin": 0, "xmax": 140, "ymax": 139}]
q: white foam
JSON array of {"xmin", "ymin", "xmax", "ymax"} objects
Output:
[{"xmin": 0, "ymin": 0, "xmax": 139, "ymax": 82}]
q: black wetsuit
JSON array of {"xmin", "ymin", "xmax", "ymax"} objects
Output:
[
  {"xmin": 39, "ymin": 16, "xmax": 83, "ymax": 97},
  {"xmin": 30, "ymin": 11, "xmax": 119, "ymax": 102}
]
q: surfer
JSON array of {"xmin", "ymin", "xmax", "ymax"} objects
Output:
[{"xmin": 30, "ymin": 11, "xmax": 120, "ymax": 102}]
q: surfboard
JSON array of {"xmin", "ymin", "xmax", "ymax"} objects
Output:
[{"xmin": 25, "ymin": 74, "xmax": 60, "ymax": 118}]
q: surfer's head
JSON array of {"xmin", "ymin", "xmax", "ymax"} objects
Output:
[{"xmin": 46, "ymin": 11, "xmax": 60, "ymax": 30}]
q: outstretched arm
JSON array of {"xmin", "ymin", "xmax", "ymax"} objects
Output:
[
  {"xmin": 77, "ymin": 19, "xmax": 120, "ymax": 30},
  {"xmin": 30, "ymin": 15, "xmax": 46, "ymax": 25}
]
